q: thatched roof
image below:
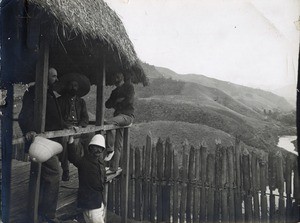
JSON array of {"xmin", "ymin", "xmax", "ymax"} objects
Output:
[{"xmin": 1, "ymin": 0, "xmax": 148, "ymax": 85}]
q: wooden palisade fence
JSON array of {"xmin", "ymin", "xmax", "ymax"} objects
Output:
[{"xmin": 108, "ymin": 135, "xmax": 299, "ymax": 223}]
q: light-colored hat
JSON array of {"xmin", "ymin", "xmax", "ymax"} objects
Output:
[
  {"xmin": 89, "ymin": 134, "xmax": 105, "ymax": 148},
  {"xmin": 29, "ymin": 136, "xmax": 63, "ymax": 163}
]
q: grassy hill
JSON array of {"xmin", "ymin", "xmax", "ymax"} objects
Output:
[{"xmin": 155, "ymin": 66, "xmax": 294, "ymax": 112}]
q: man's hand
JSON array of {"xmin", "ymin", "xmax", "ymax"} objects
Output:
[
  {"xmin": 25, "ymin": 131, "xmax": 37, "ymax": 142},
  {"xmin": 116, "ymin": 97, "xmax": 125, "ymax": 103},
  {"xmin": 68, "ymin": 125, "xmax": 80, "ymax": 132},
  {"xmin": 68, "ymin": 135, "xmax": 74, "ymax": 144}
]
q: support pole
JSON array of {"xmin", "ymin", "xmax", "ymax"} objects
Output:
[
  {"xmin": 121, "ymin": 128, "xmax": 130, "ymax": 223},
  {"xmin": 96, "ymin": 55, "xmax": 106, "ymax": 127},
  {"xmin": 28, "ymin": 24, "xmax": 49, "ymax": 223}
]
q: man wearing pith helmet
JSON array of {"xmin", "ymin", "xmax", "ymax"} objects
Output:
[{"xmin": 68, "ymin": 134, "xmax": 106, "ymax": 223}]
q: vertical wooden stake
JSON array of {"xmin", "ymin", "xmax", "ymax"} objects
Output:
[
  {"xmin": 28, "ymin": 24, "xmax": 49, "ymax": 223},
  {"xmin": 121, "ymin": 128, "xmax": 130, "ymax": 223},
  {"xmin": 96, "ymin": 55, "xmax": 106, "ymax": 127}
]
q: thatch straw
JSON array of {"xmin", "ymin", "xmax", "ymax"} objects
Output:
[{"xmin": 28, "ymin": 0, "xmax": 140, "ymax": 69}]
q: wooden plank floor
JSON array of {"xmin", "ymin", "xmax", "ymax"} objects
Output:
[
  {"xmin": 8, "ymin": 160, "xmax": 123, "ymax": 222},
  {"xmin": 9, "ymin": 159, "xmax": 79, "ymax": 223}
]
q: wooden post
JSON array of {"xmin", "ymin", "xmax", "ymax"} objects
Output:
[
  {"xmin": 193, "ymin": 146, "xmax": 200, "ymax": 222},
  {"xmin": 200, "ymin": 141, "xmax": 208, "ymax": 222},
  {"xmin": 234, "ymin": 139, "xmax": 243, "ymax": 222},
  {"xmin": 121, "ymin": 128, "xmax": 130, "ymax": 223},
  {"xmin": 242, "ymin": 148, "xmax": 253, "ymax": 222},
  {"xmin": 162, "ymin": 137, "xmax": 172, "ymax": 222},
  {"xmin": 186, "ymin": 146, "xmax": 195, "ymax": 223},
  {"xmin": 213, "ymin": 143, "xmax": 221, "ymax": 222},
  {"xmin": 285, "ymin": 154, "xmax": 293, "ymax": 222},
  {"xmin": 292, "ymin": 156, "xmax": 300, "ymax": 222},
  {"xmin": 173, "ymin": 149, "xmax": 180, "ymax": 223},
  {"xmin": 221, "ymin": 147, "xmax": 229, "ymax": 223},
  {"xmin": 150, "ymin": 144, "xmax": 157, "ymax": 222},
  {"xmin": 251, "ymin": 153, "xmax": 260, "ymax": 222},
  {"xmin": 227, "ymin": 146, "xmax": 235, "ymax": 222},
  {"xmin": 128, "ymin": 146, "xmax": 134, "ymax": 219},
  {"xmin": 134, "ymin": 146, "xmax": 142, "ymax": 220},
  {"xmin": 206, "ymin": 153, "xmax": 215, "ymax": 223},
  {"xmin": 156, "ymin": 138, "xmax": 164, "ymax": 222},
  {"xmin": 275, "ymin": 151, "xmax": 285, "ymax": 223},
  {"xmin": 95, "ymin": 55, "xmax": 106, "ymax": 126},
  {"xmin": 142, "ymin": 135, "xmax": 152, "ymax": 221},
  {"xmin": 179, "ymin": 140, "xmax": 189, "ymax": 223},
  {"xmin": 1, "ymin": 82, "xmax": 13, "ymax": 223},
  {"xmin": 268, "ymin": 152, "xmax": 276, "ymax": 222},
  {"xmin": 28, "ymin": 24, "xmax": 49, "ymax": 223},
  {"xmin": 259, "ymin": 154, "xmax": 268, "ymax": 223}
]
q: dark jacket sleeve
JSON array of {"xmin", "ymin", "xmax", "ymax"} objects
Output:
[
  {"xmin": 67, "ymin": 142, "xmax": 81, "ymax": 167},
  {"xmin": 18, "ymin": 86, "xmax": 35, "ymax": 135},
  {"xmin": 117, "ymin": 84, "xmax": 134, "ymax": 109},
  {"xmin": 79, "ymin": 99, "xmax": 89, "ymax": 127},
  {"xmin": 105, "ymin": 89, "xmax": 117, "ymax": 109}
]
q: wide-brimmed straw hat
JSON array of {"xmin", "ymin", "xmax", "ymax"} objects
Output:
[
  {"xmin": 55, "ymin": 73, "xmax": 91, "ymax": 97},
  {"xmin": 29, "ymin": 136, "xmax": 63, "ymax": 163}
]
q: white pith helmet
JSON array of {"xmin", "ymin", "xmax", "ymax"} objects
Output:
[{"xmin": 89, "ymin": 134, "xmax": 105, "ymax": 148}]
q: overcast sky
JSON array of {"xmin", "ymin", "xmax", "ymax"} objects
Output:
[{"xmin": 106, "ymin": 0, "xmax": 299, "ymax": 90}]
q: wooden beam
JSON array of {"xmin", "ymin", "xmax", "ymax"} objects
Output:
[
  {"xmin": 96, "ymin": 55, "xmax": 106, "ymax": 126},
  {"xmin": 28, "ymin": 24, "xmax": 49, "ymax": 223},
  {"xmin": 121, "ymin": 128, "xmax": 130, "ymax": 223},
  {"xmin": 13, "ymin": 124, "xmax": 132, "ymax": 146}
]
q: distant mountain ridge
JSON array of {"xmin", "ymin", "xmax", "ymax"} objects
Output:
[{"xmin": 141, "ymin": 62, "xmax": 294, "ymax": 112}]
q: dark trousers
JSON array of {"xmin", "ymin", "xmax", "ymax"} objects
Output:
[
  {"xmin": 105, "ymin": 114, "xmax": 133, "ymax": 172},
  {"xmin": 39, "ymin": 155, "xmax": 60, "ymax": 219}
]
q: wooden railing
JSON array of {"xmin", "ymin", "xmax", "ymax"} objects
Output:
[
  {"xmin": 107, "ymin": 135, "xmax": 300, "ymax": 223},
  {"xmin": 11, "ymin": 124, "xmax": 131, "ymax": 223}
]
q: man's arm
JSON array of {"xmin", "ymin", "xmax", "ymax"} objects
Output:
[
  {"xmin": 18, "ymin": 87, "xmax": 35, "ymax": 135},
  {"xmin": 117, "ymin": 84, "xmax": 135, "ymax": 108},
  {"xmin": 67, "ymin": 137, "xmax": 81, "ymax": 167},
  {"xmin": 79, "ymin": 99, "xmax": 89, "ymax": 127},
  {"xmin": 105, "ymin": 89, "xmax": 118, "ymax": 109}
]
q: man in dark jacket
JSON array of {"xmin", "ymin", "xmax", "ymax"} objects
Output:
[
  {"xmin": 105, "ymin": 72, "xmax": 134, "ymax": 174},
  {"xmin": 18, "ymin": 67, "xmax": 66, "ymax": 223},
  {"xmin": 56, "ymin": 73, "xmax": 90, "ymax": 181}
]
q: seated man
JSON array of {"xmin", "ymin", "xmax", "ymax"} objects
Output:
[
  {"xmin": 105, "ymin": 72, "xmax": 134, "ymax": 174},
  {"xmin": 56, "ymin": 73, "xmax": 90, "ymax": 181}
]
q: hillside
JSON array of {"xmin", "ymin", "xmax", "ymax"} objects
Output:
[{"xmin": 154, "ymin": 65, "xmax": 294, "ymax": 112}]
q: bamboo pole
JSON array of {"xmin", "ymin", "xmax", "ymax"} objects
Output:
[
  {"xmin": 150, "ymin": 144, "xmax": 157, "ymax": 222},
  {"xmin": 259, "ymin": 154, "xmax": 268, "ymax": 223},
  {"xmin": 206, "ymin": 153, "xmax": 215, "ymax": 223},
  {"xmin": 186, "ymin": 146, "xmax": 195, "ymax": 223},
  {"xmin": 163, "ymin": 137, "xmax": 172, "ymax": 222},
  {"xmin": 251, "ymin": 153, "xmax": 260, "ymax": 222},
  {"xmin": 199, "ymin": 141, "xmax": 208, "ymax": 223},
  {"xmin": 221, "ymin": 147, "xmax": 229, "ymax": 223},
  {"xmin": 227, "ymin": 146, "xmax": 235, "ymax": 222},
  {"xmin": 242, "ymin": 148, "xmax": 253, "ymax": 223},
  {"xmin": 180, "ymin": 140, "xmax": 189, "ymax": 223},
  {"xmin": 134, "ymin": 147, "xmax": 142, "ymax": 221},
  {"xmin": 28, "ymin": 23, "xmax": 49, "ymax": 223},
  {"xmin": 275, "ymin": 151, "xmax": 285, "ymax": 223},
  {"xmin": 173, "ymin": 149, "xmax": 180, "ymax": 223},
  {"xmin": 234, "ymin": 139, "xmax": 243, "ymax": 222},
  {"xmin": 142, "ymin": 135, "xmax": 152, "ymax": 221},
  {"xmin": 156, "ymin": 138, "xmax": 164, "ymax": 222}
]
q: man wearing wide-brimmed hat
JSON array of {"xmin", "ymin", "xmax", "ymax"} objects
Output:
[{"xmin": 56, "ymin": 73, "xmax": 90, "ymax": 181}]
